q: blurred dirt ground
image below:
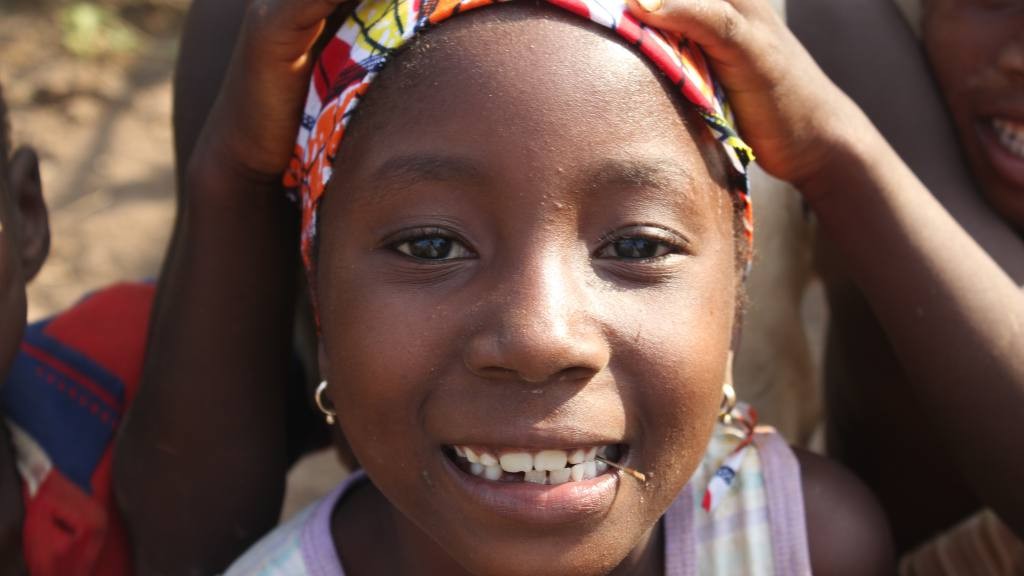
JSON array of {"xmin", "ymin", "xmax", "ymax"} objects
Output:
[
  {"xmin": 1, "ymin": 0, "xmax": 181, "ymax": 320},
  {"xmin": 0, "ymin": 0, "xmax": 347, "ymax": 520}
]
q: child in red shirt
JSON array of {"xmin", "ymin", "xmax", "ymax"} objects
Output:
[{"xmin": 0, "ymin": 82, "xmax": 154, "ymax": 576}]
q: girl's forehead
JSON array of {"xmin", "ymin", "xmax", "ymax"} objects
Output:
[
  {"xmin": 335, "ymin": 5, "xmax": 727, "ymax": 195},
  {"xmin": 362, "ymin": 5, "xmax": 689, "ymax": 119}
]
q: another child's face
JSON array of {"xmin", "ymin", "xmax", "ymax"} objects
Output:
[
  {"xmin": 317, "ymin": 9, "xmax": 738, "ymax": 575},
  {"xmin": 0, "ymin": 137, "xmax": 47, "ymax": 386},
  {"xmin": 923, "ymin": 0, "xmax": 1024, "ymax": 228}
]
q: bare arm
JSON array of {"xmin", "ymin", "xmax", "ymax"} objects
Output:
[
  {"xmin": 115, "ymin": 162, "xmax": 298, "ymax": 575},
  {"xmin": 797, "ymin": 449, "xmax": 894, "ymax": 576},
  {"xmin": 113, "ymin": 0, "xmax": 344, "ymax": 572},
  {"xmin": 797, "ymin": 99, "xmax": 1024, "ymax": 535},
  {"xmin": 170, "ymin": 0, "xmax": 251, "ymax": 198}
]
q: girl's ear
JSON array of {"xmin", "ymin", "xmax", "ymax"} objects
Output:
[{"xmin": 8, "ymin": 147, "xmax": 48, "ymax": 282}]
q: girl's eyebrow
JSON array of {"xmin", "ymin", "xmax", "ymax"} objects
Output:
[
  {"xmin": 372, "ymin": 153, "xmax": 485, "ymax": 188},
  {"xmin": 585, "ymin": 156, "xmax": 696, "ymax": 190},
  {"xmin": 583, "ymin": 158, "xmax": 698, "ymax": 200},
  {"xmin": 350, "ymin": 152, "xmax": 487, "ymax": 208},
  {"xmin": 355, "ymin": 153, "xmax": 699, "ymax": 207}
]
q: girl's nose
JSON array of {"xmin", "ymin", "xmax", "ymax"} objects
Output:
[{"xmin": 463, "ymin": 257, "xmax": 610, "ymax": 384}]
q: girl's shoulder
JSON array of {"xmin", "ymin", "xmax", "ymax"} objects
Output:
[
  {"xmin": 794, "ymin": 447, "xmax": 894, "ymax": 575},
  {"xmin": 223, "ymin": 472, "xmax": 363, "ymax": 576}
]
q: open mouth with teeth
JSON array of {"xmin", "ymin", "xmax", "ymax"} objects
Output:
[
  {"xmin": 978, "ymin": 116, "xmax": 1024, "ymax": 192},
  {"xmin": 445, "ymin": 445, "xmax": 626, "ymax": 485},
  {"xmin": 992, "ymin": 118, "xmax": 1024, "ymax": 160}
]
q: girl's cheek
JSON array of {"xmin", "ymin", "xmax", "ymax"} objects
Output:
[{"xmin": 609, "ymin": 274, "xmax": 733, "ymax": 477}]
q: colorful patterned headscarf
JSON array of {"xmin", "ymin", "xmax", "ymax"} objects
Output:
[{"xmin": 284, "ymin": 0, "xmax": 755, "ymax": 275}]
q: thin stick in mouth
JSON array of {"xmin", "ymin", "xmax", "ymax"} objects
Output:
[{"xmin": 595, "ymin": 455, "xmax": 646, "ymax": 483}]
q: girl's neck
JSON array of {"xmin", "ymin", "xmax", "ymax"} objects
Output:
[
  {"xmin": 331, "ymin": 476, "xmax": 666, "ymax": 576},
  {"xmin": 331, "ymin": 478, "xmax": 474, "ymax": 576}
]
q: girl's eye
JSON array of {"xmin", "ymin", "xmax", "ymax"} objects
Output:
[
  {"xmin": 392, "ymin": 234, "xmax": 473, "ymax": 261},
  {"xmin": 600, "ymin": 237, "xmax": 671, "ymax": 259},
  {"xmin": 595, "ymin": 228, "xmax": 683, "ymax": 260}
]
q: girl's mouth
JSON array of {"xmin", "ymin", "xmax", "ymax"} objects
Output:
[
  {"xmin": 978, "ymin": 116, "xmax": 1024, "ymax": 189},
  {"xmin": 992, "ymin": 118, "xmax": 1024, "ymax": 160},
  {"xmin": 439, "ymin": 442, "xmax": 629, "ymax": 525},
  {"xmin": 444, "ymin": 444, "xmax": 626, "ymax": 484}
]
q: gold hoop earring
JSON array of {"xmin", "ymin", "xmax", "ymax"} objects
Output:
[
  {"xmin": 315, "ymin": 380, "xmax": 337, "ymax": 425},
  {"xmin": 718, "ymin": 382, "xmax": 737, "ymax": 425}
]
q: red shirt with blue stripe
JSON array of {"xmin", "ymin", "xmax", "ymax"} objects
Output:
[{"xmin": 2, "ymin": 282, "xmax": 154, "ymax": 576}]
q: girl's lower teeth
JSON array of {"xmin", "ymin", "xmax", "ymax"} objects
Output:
[{"xmin": 452, "ymin": 445, "xmax": 618, "ymax": 485}]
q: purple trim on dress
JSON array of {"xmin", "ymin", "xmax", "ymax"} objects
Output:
[
  {"xmin": 753, "ymin": 432, "xmax": 813, "ymax": 576},
  {"xmin": 663, "ymin": 481, "xmax": 696, "ymax": 576},
  {"xmin": 300, "ymin": 470, "xmax": 368, "ymax": 576}
]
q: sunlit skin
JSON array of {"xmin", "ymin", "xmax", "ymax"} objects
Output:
[
  {"xmin": 315, "ymin": 6, "xmax": 739, "ymax": 575},
  {"xmin": 922, "ymin": 0, "xmax": 1024, "ymax": 230}
]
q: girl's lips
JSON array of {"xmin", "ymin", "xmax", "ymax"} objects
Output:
[
  {"xmin": 440, "ymin": 450, "xmax": 620, "ymax": 526},
  {"xmin": 977, "ymin": 118, "xmax": 1024, "ymax": 190}
]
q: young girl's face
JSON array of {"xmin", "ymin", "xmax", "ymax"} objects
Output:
[{"xmin": 317, "ymin": 7, "xmax": 739, "ymax": 574}]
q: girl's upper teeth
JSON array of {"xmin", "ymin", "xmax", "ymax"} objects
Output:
[
  {"xmin": 452, "ymin": 445, "xmax": 614, "ymax": 484},
  {"xmin": 568, "ymin": 447, "xmax": 598, "ymax": 464},
  {"xmin": 499, "ymin": 452, "xmax": 533, "ymax": 473},
  {"xmin": 534, "ymin": 450, "xmax": 568, "ymax": 471},
  {"xmin": 992, "ymin": 118, "xmax": 1024, "ymax": 159},
  {"xmin": 993, "ymin": 117, "xmax": 1024, "ymax": 136}
]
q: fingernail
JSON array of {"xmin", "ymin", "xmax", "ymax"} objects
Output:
[{"xmin": 636, "ymin": 0, "xmax": 662, "ymax": 12}]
